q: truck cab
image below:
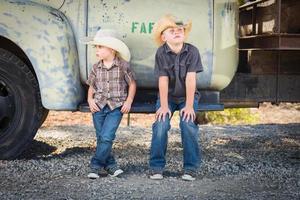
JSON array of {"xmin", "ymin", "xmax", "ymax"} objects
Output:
[{"xmin": 0, "ymin": 0, "xmax": 238, "ymax": 159}]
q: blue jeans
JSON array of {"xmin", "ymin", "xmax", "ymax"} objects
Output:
[
  {"xmin": 149, "ymin": 98, "xmax": 201, "ymax": 173},
  {"xmin": 90, "ymin": 105, "xmax": 123, "ymax": 170}
]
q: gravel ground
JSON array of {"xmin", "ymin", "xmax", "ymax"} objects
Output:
[{"xmin": 0, "ymin": 104, "xmax": 300, "ymax": 199}]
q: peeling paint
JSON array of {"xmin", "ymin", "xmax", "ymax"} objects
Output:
[
  {"xmin": 0, "ymin": 0, "xmax": 84, "ymax": 110},
  {"xmin": 0, "ymin": 26, "xmax": 8, "ymax": 35},
  {"xmin": 211, "ymin": 0, "xmax": 239, "ymax": 90},
  {"xmin": 0, "ymin": 0, "xmax": 239, "ymax": 110},
  {"xmin": 32, "ymin": 15, "xmax": 48, "ymax": 25}
]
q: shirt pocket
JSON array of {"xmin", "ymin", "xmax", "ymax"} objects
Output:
[
  {"xmin": 179, "ymin": 62, "xmax": 188, "ymax": 80},
  {"xmin": 111, "ymin": 69, "xmax": 123, "ymax": 83},
  {"xmin": 163, "ymin": 64, "xmax": 175, "ymax": 80},
  {"xmin": 94, "ymin": 79, "xmax": 104, "ymax": 93},
  {"xmin": 95, "ymin": 72, "xmax": 105, "ymax": 92}
]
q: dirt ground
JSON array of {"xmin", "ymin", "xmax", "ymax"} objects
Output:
[
  {"xmin": 41, "ymin": 102, "xmax": 300, "ymax": 128},
  {"xmin": 0, "ymin": 103, "xmax": 299, "ymax": 199}
]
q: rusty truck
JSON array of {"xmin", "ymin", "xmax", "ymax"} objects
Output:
[{"xmin": 1, "ymin": 0, "xmax": 299, "ymax": 159}]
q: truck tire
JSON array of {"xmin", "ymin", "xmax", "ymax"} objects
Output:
[
  {"xmin": 40, "ymin": 107, "xmax": 49, "ymax": 127},
  {"xmin": 0, "ymin": 48, "xmax": 43, "ymax": 159}
]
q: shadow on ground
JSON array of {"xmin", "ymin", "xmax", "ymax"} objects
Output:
[{"xmin": 17, "ymin": 124, "xmax": 300, "ymax": 170}]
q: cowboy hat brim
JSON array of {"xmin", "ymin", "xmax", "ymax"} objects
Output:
[
  {"xmin": 81, "ymin": 36, "xmax": 131, "ymax": 62},
  {"xmin": 153, "ymin": 15, "xmax": 192, "ymax": 46}
]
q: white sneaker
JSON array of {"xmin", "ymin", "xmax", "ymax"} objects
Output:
[
  {"xmin": 182, "ymin": 174, "xmax": 196, "ymax": 181},
  {"xmin": 88, "ymin": 172, "xmax": 99, "ymax": 179},
  {"xmin": 149, "ymin": 173, "xmax": 163, "ymax": 180},
  {"xmin": 108, "ymin": 169, "xmax": 124, "ymax": 177}
]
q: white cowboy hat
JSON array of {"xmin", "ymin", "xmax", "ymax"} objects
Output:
[{"xmin": 81, "ymin": 29, "xmax": 131, "ymax": 62}]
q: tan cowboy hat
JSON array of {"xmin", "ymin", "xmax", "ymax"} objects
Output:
[
  {"xmin": 153, "ymin": 14, "xmax": 192, "ymax": 46},
  {"xmin": 81, "ymin": 29, "xmax": 131, "ymax": 62}
]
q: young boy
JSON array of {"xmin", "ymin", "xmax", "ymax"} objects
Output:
[
  {"xmin": 149, "ymin": 15, "xmax": 203, "ymax": 181},
  {"xmin": 84, "ymin": 29, "xmax": 136, "ymax": 179}
]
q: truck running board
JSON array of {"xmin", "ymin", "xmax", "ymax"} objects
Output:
[{"xmin": 78, "ymin": 102, "xmax": 224, "ymax": 113}]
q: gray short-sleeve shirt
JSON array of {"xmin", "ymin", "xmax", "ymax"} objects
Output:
[{"xmin": 154, "ymin": 43, "xmax": 203, "ymax": 103}]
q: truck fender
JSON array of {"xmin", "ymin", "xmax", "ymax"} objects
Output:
[{"xmin": 0, "ymin": 1, "xmax": 84, "ymax": 110}]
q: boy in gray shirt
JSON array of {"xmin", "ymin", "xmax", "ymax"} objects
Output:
[{"xmin": 149, "ymin": 15, "xmax": 203, "ymax": 181}]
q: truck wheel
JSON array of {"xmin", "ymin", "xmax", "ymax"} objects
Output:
[
  {"xmin": 40, "ymin": 107, "xmax": 49, "ymax": 126},
  {"xmin": 0, "ymin": 48, "xmax": 43, "ymax": 159}
]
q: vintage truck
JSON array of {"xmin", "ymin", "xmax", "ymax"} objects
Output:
[{"xmin": 0, "ymin": 0, "xmax": 253, "ymax": 159}]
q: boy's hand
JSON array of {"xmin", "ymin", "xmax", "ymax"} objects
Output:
[
  {"xmin": 180, "ymin": 106, "xmax": 196, "ymax": 122},
  {"xmin": 121, "ymin": 100, "xmax": 132, "ymax": 113},
  {"xmin": 88, "ymin": 98, "xmax": 100, "ymax": 113},
  {"xmin": 156, "ymin": 107, "xmax": 172, "ymax": 122}
]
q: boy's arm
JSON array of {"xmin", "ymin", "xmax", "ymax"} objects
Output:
[
  {"xmin": 86, "ymin": 65, "xmax": 100, "ymax": 113},
  {"xmin": 127, "ymin": 80, "xmax": 137, "ymax": 103},
  {"xmin": 156, "ymin": 76, "xmax": 171, "ymax": 122},
  {"xmin": 180, "ymin": 72, "xmax": 197, "ymax": 122},
  {"xmin": 154, "ymin": 51, "xmax": 171, "ymax": 121},
  {"xmin": 87, "ymin": 86, "xmax": 100, "ymax": 113},
  {"xmin": 121, "ymin": 79, "xmax": 136, "ymax": 113},
  {"xmin": 185, "ymin": 72, "xmax": 196, "ymax": 108},
  {"xmin": 159, "ymin": 76, "xmax": 169, "ymax": 108}
]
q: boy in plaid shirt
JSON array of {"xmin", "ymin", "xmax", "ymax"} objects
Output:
[{"xmin": 84, "ymin": 29, "xmax": 136, "ymax": 179}]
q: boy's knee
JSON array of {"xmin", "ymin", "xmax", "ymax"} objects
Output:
[
  {"xmin": 153, "ymin": 120, "xmax": 171, "ymax": 132},
  {"xmin": 99, "ymin": 133, "xmax": 116, "ymax": 143},
  {"xmin": 154, "ymin": 120, "xmax": 170, "ymax": 130},
  {"xmin": 101, "ymin": 137, "xmax": 114, "ymax": 144},
  {"xmin": 180, "ymin": 120, "xmax": 198, "ymax": 131}
]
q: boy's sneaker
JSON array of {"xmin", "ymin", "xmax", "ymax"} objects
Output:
[
  {"xmin": 149, "ymin": 170, "xmax": 163, "ymax": 180},
  {"xmin": 182, "ymin": 172, "xmax": 196, "ymax": 181},
  {"xmin": 88, "ymin": 168, "xmax": 100, "ymax": 179},
  {"xmin": 106, "ymin": 166, "xmax": 124, "ymax": 177}
]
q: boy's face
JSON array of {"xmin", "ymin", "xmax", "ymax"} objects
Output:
[
  {"xmin": 94, "ymin": 45, "xmax": 115, "ymax": 60},
  {"xmin": 161, "ymin": 26, "xmax": 185, "ymax": 45}
]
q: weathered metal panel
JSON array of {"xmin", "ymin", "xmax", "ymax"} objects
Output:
[
  {"xmin": 0, "ymin": 0, "xmax": 240, "ymax": 111},
  {"xmin": 211, "ymin": 0, "xmax": 239, "ymax": 91},
  {"xmin": 0, "ymin": 0, "xmax": 84, "ymax": 110},
  {"xmin": 58, "ymin": 0, "xmax": 88, "ymax": 83},
  {"xmin": 86, "ymin": 0, "xmax": 216, "ymax": 89},
  {"xmin": 30, "ymin": 0, "xmax": 65, "ymax": 9}
]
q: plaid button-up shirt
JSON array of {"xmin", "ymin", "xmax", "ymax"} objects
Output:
[{"xmin": 86, "ymin": 57, "xmax": 136, "ymax": 110}]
